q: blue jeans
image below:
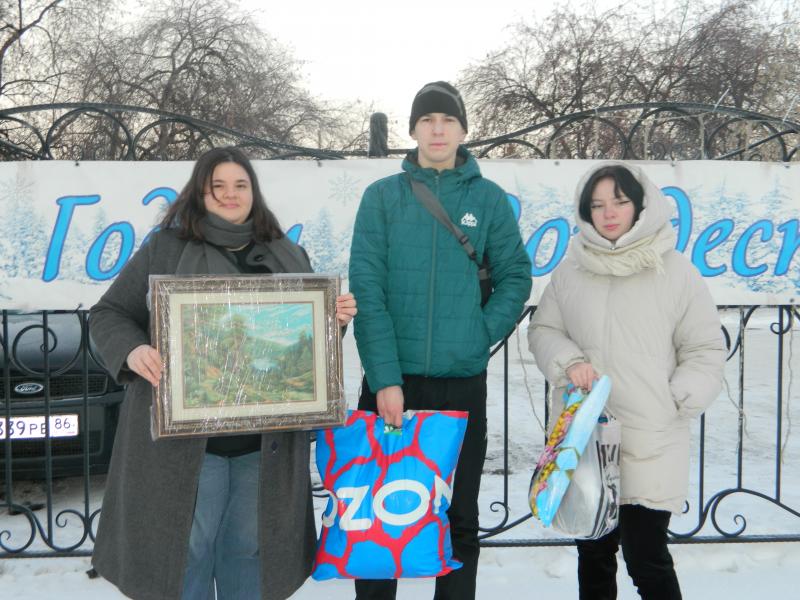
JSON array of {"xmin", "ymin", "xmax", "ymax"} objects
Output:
[{"xmin": 181, "ymin": 451, "xmax": 261, "ymax": 600}]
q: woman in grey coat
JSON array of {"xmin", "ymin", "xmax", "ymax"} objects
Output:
[
  {"xmin": 89, "ymin": 147, "xmax": 356, "ymax": 600},
  {"xmin": 528, "ymin": 162, "xmax": 726, "ymax": 600}
]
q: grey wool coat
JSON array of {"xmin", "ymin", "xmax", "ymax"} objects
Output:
[{"xmin": 89, "ymin": 229, "xmax": 317, "ymax": 600}]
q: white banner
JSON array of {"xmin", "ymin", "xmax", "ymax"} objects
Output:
[{"xmin": 0, "ymin": 159, "xmax": 797, "ymax": 309}]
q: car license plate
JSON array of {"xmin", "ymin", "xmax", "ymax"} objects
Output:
[{"xmin": 0, "ymin": 414, "xmax": 79, "ymax": 439}]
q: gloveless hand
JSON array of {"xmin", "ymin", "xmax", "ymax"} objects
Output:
[
  {"xmin": 566, "ymin": 362, "xmax": 599, "ymax": 392},
  {"xmin": 126, "ymin": 344, "xmax": 162, "ymax": 387},
  {"xmin": 335, "ymin": 293, "xmax": 357, "ymax": 326},
  {"xmin": 376, "ymin": 385, "xmax": 404, "ymax": 428}
]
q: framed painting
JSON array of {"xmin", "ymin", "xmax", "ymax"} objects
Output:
[{"xmin": 149, "ymin": 274, "xmax": 345, "ymax": 439}]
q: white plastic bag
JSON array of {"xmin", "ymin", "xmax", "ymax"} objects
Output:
[{"xmin": 552, "ymin": 414, "xmax": 620, "ymax": 539}]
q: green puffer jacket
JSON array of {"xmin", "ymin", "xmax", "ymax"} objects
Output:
[{"xmin": 349, "ymin": 146, "xmax": 532, "ymax": 392}]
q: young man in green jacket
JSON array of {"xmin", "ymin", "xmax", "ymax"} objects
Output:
[{"xmin": 349, "ymin": 81, "xmax": 532, "ymax": 600}]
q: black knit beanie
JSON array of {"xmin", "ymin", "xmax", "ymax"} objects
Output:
[{"xmin": 409, "ymin": 81, "xmax": 468, "ymax": 134}]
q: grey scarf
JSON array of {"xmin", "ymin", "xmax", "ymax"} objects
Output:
[{"xmin": 175, "ymin": 213, "xmax": 312, "ymax": 275}]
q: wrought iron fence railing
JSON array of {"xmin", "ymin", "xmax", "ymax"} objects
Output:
[
  {"xmin": 1, "ymin": 102, "xmax": 799, "ymax": 162},
  {"xmin": 1, "ymin": 305, "xmax": 798, "ymax": 558},
  {"xmin": 477, "ymin": 305, "xmax": 800, "ymax": 547},
  {"xmin": 1, "ymin": 101, "xmax": 797, "ymax": 558}
]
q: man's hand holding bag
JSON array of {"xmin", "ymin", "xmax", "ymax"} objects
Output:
[{"xmin": 312, "ymin": 409, "xmax": 468, "ymax": 580}]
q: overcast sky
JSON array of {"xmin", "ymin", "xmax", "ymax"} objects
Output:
[
  {"xmin": 243, "ymin": 0, "xmax": 623, "ymax": 142},
  {"xmin": 242, "ymin": 0, "xmax": 791, "ymax": 143}
]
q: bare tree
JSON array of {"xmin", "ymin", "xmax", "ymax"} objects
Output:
[
  {"xmin": 60, "ymin": 0, "xmax": 365, "ymax": 156},
  {"xmin": 458, "ymin": 0, "xmax": 800, "ymax": 156},
  {"xmin": 0, "ymin": 0, "xmax": 64, "ymax": 104},
  {"xmin": 0, "ymin": 1, "xmax": 121, "ymax": 159},
  {"xmin": 629, "ymin": 1, "xmax": 800, "ymax": 110},
  {"xmin": 1, "ymin": 0, "xmax": 369, "ymax": 158}
]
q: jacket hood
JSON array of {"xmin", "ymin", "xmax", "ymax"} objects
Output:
[{"xmin": 573, "ymin": 160, "xmax": 673, "ymax": 251}]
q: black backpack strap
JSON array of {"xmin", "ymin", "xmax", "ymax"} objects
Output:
[
  {"xmin": 407, "ymin": 176, "xmax": 479, "ymax": 263},
  {"xmin": 406, "ymin": 175, "xmax": 492, "ymax": 306}
]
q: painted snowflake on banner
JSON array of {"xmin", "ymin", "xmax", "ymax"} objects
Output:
[
  {"xmin": 0, "ymin": 174, "xmax": 34, "ymax": 204},
  {"xmin": 328, "ymin": 172, "xmax": 362, "ymax": 207}
]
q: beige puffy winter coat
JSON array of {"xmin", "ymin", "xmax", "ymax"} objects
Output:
[{"xmin": 528, "ymin": 161, "xmax": 726, "ymax": 514}]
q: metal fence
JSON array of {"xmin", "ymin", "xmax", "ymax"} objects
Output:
[
  {"xmin": 477, "ymin": 305, "xmax": 800, "ymax": 547},
  {"xmin": 1, "ymin": 101, "xmax": 798, "ymax": 558},
  {"xmin": 1, "ymin": 102, "xmax": 799, "ymax": 162},
  {"xmin": 1, "ymin": 304, "xmax": 798, "ymax": 557}
]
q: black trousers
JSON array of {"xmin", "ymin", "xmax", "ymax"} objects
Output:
[
  {"xmin": 576, "ymin": 504, "xmax": 682, "ymax": 600},
  {"xmin": 354, "ymin": 372, "xmax": 488, "ymax": 600}
]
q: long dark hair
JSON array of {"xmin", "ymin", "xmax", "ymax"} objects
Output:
[
  {"xmin": 578, "ymin": 165, "xmax": 645, "ymax": 224},
  {"xmin": 160, "ymin": 146, "xmax": 284, "ymax": 241}
]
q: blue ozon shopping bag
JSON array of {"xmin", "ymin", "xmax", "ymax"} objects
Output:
[{"xmin": 312, "ymin": 409, "xmax": 468, "ymax": 580}]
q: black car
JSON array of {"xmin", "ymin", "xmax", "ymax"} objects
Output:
[{"xmin": 1, "ymin": 310, "xmax": 124, "ymax": 480}]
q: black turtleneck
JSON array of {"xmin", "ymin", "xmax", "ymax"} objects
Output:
[{"xmin": 205, "ymin": 241, "xmax": 273, "ymax": 458}]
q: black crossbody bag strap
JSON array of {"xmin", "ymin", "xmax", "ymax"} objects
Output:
[{"xmin": 407, "ymin": 175, "xmax": 492, "ymax": 305}]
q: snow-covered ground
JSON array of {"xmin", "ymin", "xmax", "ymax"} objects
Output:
[
  {"xmin": 2, "ymin": 542, "xmax": 799, "ymax": 599},
  {"xmin": 1, "ymin": 308, "xmax": 798, "ymax": 598}
]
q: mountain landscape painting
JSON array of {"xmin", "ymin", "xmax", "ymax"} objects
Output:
[{"xmin": 179, "ymin": 301, "xmax": 315, "ymax": 408}]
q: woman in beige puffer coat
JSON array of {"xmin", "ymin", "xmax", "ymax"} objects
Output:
[{"xmin": 528, "ymin": 162, "xmax": 726, "ymax": 600}]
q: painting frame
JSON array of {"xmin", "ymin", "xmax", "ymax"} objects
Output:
[{"xmin": 149, "ymin": 273, "xmax": 345, "ymax": 439}]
